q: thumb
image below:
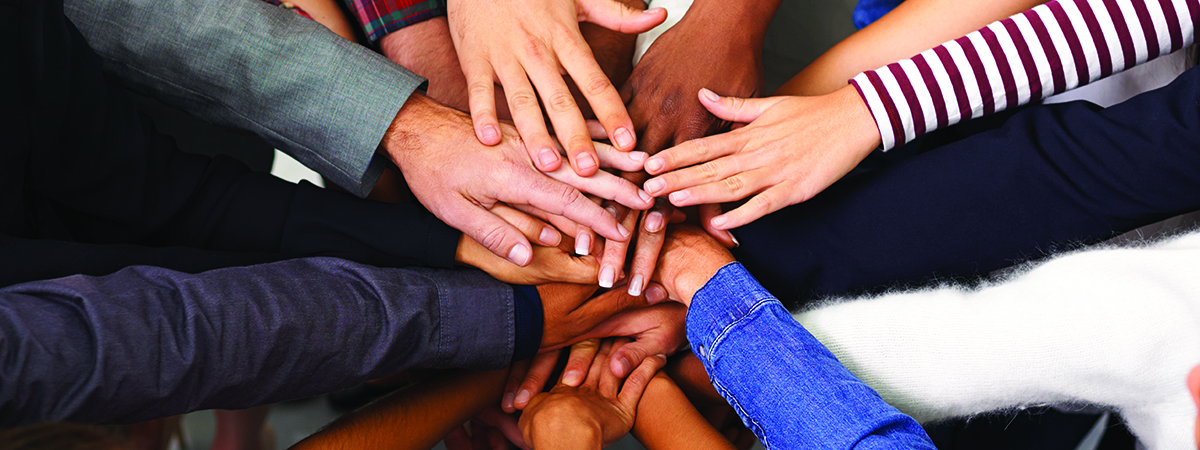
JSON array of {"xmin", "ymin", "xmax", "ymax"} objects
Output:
[
  {"xmin": 578, "ymin": 0, "xmax": 667, "ymax": 34},
  {"xmin": 698, "ymin": 88, "xmax": 785, "ymax": 124},
  {"xmin": 452, "ymin": 203, "xmax": 536, "ymax": 266}
]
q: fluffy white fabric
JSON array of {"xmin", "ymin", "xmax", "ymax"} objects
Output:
[
  {"xmin": 795, "ymin": 231, "xmax": 1200, "ymax": 449},
  {"xmin": 631, "ymin": 0, "xmax": 692, "ymax": 65}
]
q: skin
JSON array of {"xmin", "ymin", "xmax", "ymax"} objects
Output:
[
  {"xmin": 447, "ymin": 0, "xmax": 666, "ymax": 176},
  {"xmin": 631, "ymin": 373, "xmax": 737, "ymax": 450}
]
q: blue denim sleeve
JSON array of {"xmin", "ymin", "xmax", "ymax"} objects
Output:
[
  {"xmin": 687, "ymin": 263, "xmax": 935, "ymax": 450},
  {"xmin": 0, "ymin": 258, "xmax": 516, "ymax": 426}
]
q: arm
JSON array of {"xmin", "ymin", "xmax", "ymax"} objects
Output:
[
  {"xmin": 0, "ymin": 259, "xmax": 521, "ymax": 426},
  {"xmin": 292, "ymin": 369, "xmax": 509, "ymax": 450},
  {"xmin": 631, "ymin": 373, "xmax": 736, "ymax": 450}
]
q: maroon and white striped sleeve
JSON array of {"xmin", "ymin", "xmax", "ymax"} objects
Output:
[{"xmin": 850, "ymin": 0, "xmax": 1198, "ymax": 151}]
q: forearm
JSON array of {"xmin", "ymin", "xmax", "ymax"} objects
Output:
[
  {"xmin": 285, "ymin": 0, "xmax": 359, "ymax": 40},
  {"xmin": 683, "ymin": 0, "xmax": 782, "ymax": 44},
  {"xmin": 778, "ymin": 0, "xmax": 1047, "ymax": 96},
  {"xmin": 293, "ymin": 369, "xmax": 508, "ymax": 450},
  {"xmin": 632, "ymin": 375, "xmax": 735, "ymax": 450}
]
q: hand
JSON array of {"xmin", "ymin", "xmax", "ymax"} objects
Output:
[
  {"xmin": 519, "ymin": 339, "xmax": 667, "ymax": 449},
  {"xmin": 447, "ymin": 0, "xmax": 666, "ymax": 175},
  {"xmin": 653, "ymin": 225, "xmax": 735, "ymax": 307},
  {"xmin": 619, "ymin": 0, "xmax": 770, "ymax": 156},
  {"xmin": 455, "ymin": 205, "xmax": 599, "ymax": 285},
  {"xmin": 383, "ymin": 93, "xmax": 653, "ymax": 266},
  {"xmin": 539, "ymin": 284, "xmax": 652, "ymax": 349},
  {"xmin": 643, "ymin": 86, "xmax": 880, "ymax": 229},
  {"xmin": 445, "ymin": 406, "xmax": 529, "ymax": 450}
]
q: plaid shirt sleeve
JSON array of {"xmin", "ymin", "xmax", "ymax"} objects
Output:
[{"xmin": 342, "ymin": 0, "xmax": 447, "ymax": 43}]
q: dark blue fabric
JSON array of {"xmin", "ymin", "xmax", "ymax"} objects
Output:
[
  {"xmin": 853, "ymin": 0, "xmax": 903, "ymax": 28},
  {"xmin": 510, "ymin": 284, "xmax": 544, "ymax": 362},
  {"xmin": 688, "ymin": 263, "xmax": 935, "ymax": 449},
  {"xmin": 734, "ymin": 67, "xmax": 1200, "ymax": 309}
]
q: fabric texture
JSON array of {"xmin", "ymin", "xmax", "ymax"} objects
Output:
[
  {"xmin": 852, "ymin": 0, "xmax": 904, "ymax": 29},
  {"xmin": 851, "ymin": 0, "xmax": 1197, "ymax": 150},
  {"xmin": 341, "ymin": 0, "xmax": 447, "ymax": 42},
  {"xmin": 795, "ymin": 230, "xmax": 1200, "ymax": 450},
  {"xmin": 687, "ymin": 263, "xmax": 936, "ymax": 450},
  {"xmin": 62, "ymin": 0, "xmax": 427, "ymax": 196}
]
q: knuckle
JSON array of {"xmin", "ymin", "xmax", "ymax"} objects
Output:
[
  {"xmin": 722, "ymin": 174, "xmax": 746, "ymax": 194},
  {"xmin": 468, "ymin": 81, "xmax": 494, "ymax": 99},
  {"xmin": 698, "ymin": 160, "xmax": 720, "ymax": 180},
  {"xmin": 584, "ymin": 75, "xmax": 612, "ymax": 97},
  {"xmin": 476, "ymin": 225, "xmax": 510, "ymax": 252},
  {"xmin": 522, "ymin": 36, "xmax": 545, "ymax": 59},
  {"xmin": 508, "ymin": 91, "xmax": 541, "ymax": 112},
  {"xmin": 547, "ymin": 91, "xmax": 578, "ymax": 113}
]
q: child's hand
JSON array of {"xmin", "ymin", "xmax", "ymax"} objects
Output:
[{"xmin": 518, "ymin": 338, "xmax": 667, "ymax": 449}]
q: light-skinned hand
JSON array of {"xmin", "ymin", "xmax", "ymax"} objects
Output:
[
  {"xmin": 643, "ymin": 85, "xmax": 880, "ymax": 230},
  {"xmin": 447, "ymin": 0, "xmax": 666, "ymax": 175}
]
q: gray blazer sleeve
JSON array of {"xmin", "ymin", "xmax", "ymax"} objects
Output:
[
  {"xmin": 0, "ymin": 258, "xmax": 515, "ymax": 425},
  {"xmin": 63, "ymin": 0, "xmax": 425, "ymax": 196}
]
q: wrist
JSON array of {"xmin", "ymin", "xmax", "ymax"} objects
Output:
[
  {"xmin": 835, "ymin": 83, "xmax": 883, "ymax": 154},
  {"xmin": 682, "ymin": 0, "xmax": 781, "ymax": 41},
  {"xmin": 381, "ymin": 92, "xmax": 460, "ymax": 168}
]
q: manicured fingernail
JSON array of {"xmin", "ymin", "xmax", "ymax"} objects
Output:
[
  {"xmin": 508, "ymin": 244, "xmax": 531, "ymax": 265},
  {"xmin": 577, "ymin": 152, "xmax": 597, "ymax": 170},
  {"xmin": 646, "ymin": 158, "xmax": 664, "ymax": 173},
  {"xmin": 482, "ymin": 125, "xmax": 499, "ymax": 142},
  {"xmin": 669, "ymin": 190, "xmax": 690, "ymax": 204},
  {"xmin": 730, "ymin": 232, "xmax": 740, "ymax": 248},
  {"xmin": 617, "ymin": 223, "xmax": 631, "ymax": 238},
  {"xmin": 645, "ymin": 211, "xmax": 664, "ymax": 232},
  {"xmin": 539, "ymin": 227, "xmax": 558, "ymax": 245},
  {"xmin": 700, "ymin": 88, "xmax": 720, "ymax": 103},
  {"xmin": 629, "ymin": 151, "xmax": 648, "ymax": 162},
  {"xmin": 637, "ymin": 189, "xmax": 652, "ymax": 204},
  {"xmin": 563, "ymin": 370, "xmax": 583, "ymax": 387},
  {"xmin": 614, "ymin": 358, "xmax": 631, "ymax": 377},
  {"xmin": 614, "ymin": 128, "xmax": 635, "ymax": 149},
  {"xmin": 575, "ymin": 232, "xmax": 591, "ymax": 256},
  {"xmin": 644, "ymin": 7, "xmax": 664, "ymax": 13},
  {"xmin": 627, "ymin": 274, "xmax": 644, "ymax": 296},
  {"xmin": 599, "ymin": 265, "xmax": 615, "ymax": 288},
  {"xmin": 711, "ymin": 215, "xmax": 727, "ymax": 228},
  {"xmin": 514, "ymin": 390, "xmax": 531, "ymax": 406},
  {"xmin": 605, "ymin": 205, "xmax": 620, "ymax": 218},
  {"xmin": 656, "ymin": 353, "xmax": 668, "ymax": 362},
  {"xmin": 538, "ymin": 147, "xmax": 558, "ymax": 168},
  {"xmin": 644, "ymin": 178, "xmax": 664, "ymax": 194},
  {"xmin": 502, "ymin": 392, "xmax": 515, "ymax": 410},
  {"xmin": 646, "ymin": 285, "xmax": 666, "ymax": 304}
]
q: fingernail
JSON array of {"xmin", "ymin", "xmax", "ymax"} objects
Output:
[
  {"xmin": 655, "ymin": 353, "xmax": 668, "ymax": 362},
  {"xmin": 730, "ymin": 232, "xmax": 740, "ymax": 248},
  {"xmin": 700, "ymin": 88, "xmax": 721, "ymax": 103},
  {"xmin": 646, "ymin": 158, "xmax": 664, "ymax": 173},
  {"xmin": 629, "ymin": 151, "xmax": 648, "ymax": 162},
  {"xmin": 711, "ymin": 215, "xmax": 727, "ymax": 228},
  {"xmin": 627, "ymin": 274, "xmax": 644, "ymax": 296},
  {"xmin": 613, "ymin": 128, "xmax": 635, "ymax": 149},
  {"xmin": 563, "ymin": 370, "xmax": 583, "ymax": 387},
  {"xmin": 645, "ymin": 211, "xmax": 664, "ymax": 232},
  {"xmin": 599, "ymin": 265, "xmax": 615, "ymax": 288},
  {"xmin": 643, "ymin": 7, "xmax": 664, "ymax": 13},
  {"xmin": 538, "ymin": 147, "xmax": 558, "ymax": 168},
  {"xmin": 615, "ymin": 358, "xmax": 631, "ymax": 377},
  {"xmin": 575, "ymin": 232, "xmax": 591, "ymax": 256},
  {"xmin": 605, "ymin": 205, "xmax": 620, "ymax": 218},
  {"xmin": 637, "ymin": 189, "xmax": 652, "ymax": 204},
  {"xmin": 617, "ymin": 223, "xmax": 631, "ymax": 238},
  {"xmin": 539, "ymin": 227, "xmax": 558, "ymax": 245},
  {"xmin": 482, "ymin": 125, "xmax": 500, "ymax": 142},
  {"xmin": 644, "ymin": 178, "xmax": 664, "ymax": 194},
  {"xmin": 502, "ymin": 392, "xmax": 515, "ymax": 410},
  {"xmin": 508, "ymin": 244, "xmax": 531, "ymax": 266},
  {"xmin": 646, "ymin": 285, "xmax": 666, "ymax": 304},
  {"xmin": 577, "ymin": 152, "xmax": 597, "ymax": 170},
  {"xmin": 669, "ymin": 190, "xmax": 690, "ymax": 204},
  {"xmin": 514, "ymin": 390, "xmax": 531, "ymax": 406}
]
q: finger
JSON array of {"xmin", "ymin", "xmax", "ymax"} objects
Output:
[
  {"xmin": 588, "ymin": 339, "xmax": 616, "ymax": 391},
  {"xmin": 546, "ymin": 164, "xmax": 652, "ymax": 211},
  {"xmin": 514, "ymin": 350, "xmax": 561, "ymax": 410},
  {"xmin": 593, "ymin": 141, "xmax": 648, "ymax": 172},
  {"xmin": 642, "ymin": 131, "xmax": 740, "ymax": 179},
  {"xmin": 502, "ymin": 359, "xmax": 532, "ymax": 413},
  {"xmin": 491, "ymin": 204, "xmax": 561, "ymax": 247},
  {"xmin": 507, "ymin": 204, "xmax": 587, "ymax": 239},
  {"xmin": 476, "ymin": 407, "xmax": 529, "ymax": 450},
  {"xmin": 445, "ymin": 424, "xmax": 473, "ymax": 450},
  {"xmin": 585, "ymin": 119, "xmax": 608, "ymax": 140},
  {"xmin": 572, "ymin": 288, "xmax": 651, "ymax": 333},
  {"xmin": 530, "ymin": 246, "xmax": 600, "ymax": 284},
  {"xmin": 459, "ymin": 56, "xmax": 504, "ymax": 147},
  {"xmin": 484, "ymin": 427, "xmax": 513, "ymax": 450},
  {"xmin": 448, "ymin": 202, "xmax": 535, "ymax": 266},
  {"xmin": 696, "ymin": 88, "xmax": 786, "ymax": 123},
  {"xmin": 698, "ymin": 203, "xmax": 737, "ymax": 248},
  {"xmin": 494, "ymin": 60, "xmax": 561, "ymax": 173},
  {"xmin": 560, "ymin": 339, "xmax": 601, "ymax": 387},
  {"xmin": 710, "ymin": 184, "xmax": 791, "ymax": 230},
  {"xmin": 597, "ymin": 338, "xmax": 631, "ymax": 397},
  {"xmin": 626, "ymin": 204, "xmax": 667, "ymax": 297},
  {"xmin": 598, "ymin": 207, "xmax": 639, "ymax": 288},
  {"xmin": 644, "ymin": 282, "xmax": 668, "ymax": 304},
  {"xmin": 520, "ymin": 48, "xmax": 598, "ymax": 177},
  {"xmin": 616, "ymin": 353, "xmax": 668, "ymax": 409},
  {"xmin": 558, "ymin": 37, "xmax": 637, "ymax": 152},
  {"xmin": 578, "ymin": 0, "xmax": 667, "ymax": 34},
  {"xmin": 665, "ymin": 169, "xmax": 770, "ymax": 208},
  {"xmin": 519, "ymin": 175, "xmax": 629, "ymax": 243},
  {"xmin": 607, "ymin": 335, "xmax": 653, "ymax": 378}
]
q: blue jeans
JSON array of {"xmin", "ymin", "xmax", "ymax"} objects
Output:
[{"xmin": 687, "ymin": 263, "xmax": 935, "ymax": 449}]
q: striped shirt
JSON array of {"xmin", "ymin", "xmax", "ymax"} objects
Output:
[
  {"xmin": 851, "ymin": 0, "xmax": 1198, "ymax": 151},
  {"xmin": 339, "ymin": 0, "xmax": 446, "ymax": 43}
]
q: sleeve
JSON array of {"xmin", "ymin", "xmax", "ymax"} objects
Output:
[
  {"xmin": 686, "ymin": 263, "xmax": 936, "ymax": 450},
  {"xmin": 851, "ymin": 0, "xmax": 1197, "ymax": 150},
  {"xmin": 340, "ymin": 0, "xmax": 447, "ymax": 43},
  {"xmin": 0, "ymin": 258, "xmax": 517, "ymax": 426},
  {"xmin": 62, "ymin": 0, "xmax": 427, "ymax": 196}
]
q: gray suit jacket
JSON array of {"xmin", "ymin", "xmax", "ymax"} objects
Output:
[{"xmin": 64, "ymin": 0, "xmax": 425, "ymax": 196}]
